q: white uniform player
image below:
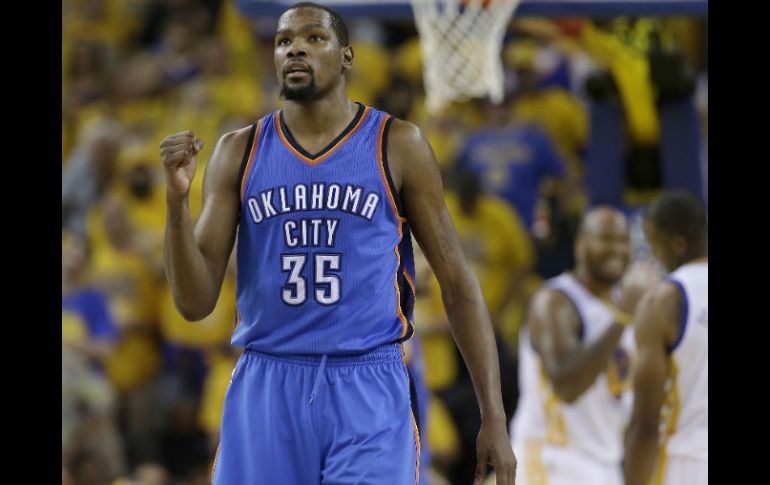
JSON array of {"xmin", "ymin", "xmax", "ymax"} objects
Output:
[
  {"xmin": 653, "ymin": 261, "xmax": 708, "ymax": 485},
  {"xmin": 511, "ymin": 273, "xmax": 635, "ymax": 485},
  {"xmin": 624, "ymin": 190, "xmax": 708, "ymax": 485}
]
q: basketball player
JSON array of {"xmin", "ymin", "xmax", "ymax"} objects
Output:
[
  {"xmin": 624, "ymin": 191, "xmax": 708, "ymax": 485},
  {"xmin": 509, "ymin": 207, "xmax": 655, "ymax": 485},
  {"xmin": 160, "ymin": 3, "xmax": 516, "ymax": 484}
]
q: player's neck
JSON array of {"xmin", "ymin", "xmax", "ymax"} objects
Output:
[
  {"xmin": 282, "ymin": 90, "xmax": 355, "ymax": 138},
  {"xmin": 572, "ymin": 267, "xmax": 613, "ymax": 299},
  {"xmin": 681, "ymin": 255, "xmax": 708, "ymax": 267}
]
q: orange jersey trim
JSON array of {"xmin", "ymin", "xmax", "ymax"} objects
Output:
[{"xmin": 275, "ymin": 107, "xmax": 371, "ymax": 166}]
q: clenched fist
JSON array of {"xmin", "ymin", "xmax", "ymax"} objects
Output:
[
  {"xmin": 617, "ymin": 259, "xmax": 664, "ymax": 315},
  {"xmin": 160, "ymin": 131, "xmax": 204, "ymax": 200}
]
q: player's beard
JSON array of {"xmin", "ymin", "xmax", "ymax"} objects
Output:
[
  {"xmin": 281, "ymin": 74, "xmax": 319, "ymax": 100},
  {"xmin": 585, "ymin": 250, "xmax": 627, "ymax": 286}
]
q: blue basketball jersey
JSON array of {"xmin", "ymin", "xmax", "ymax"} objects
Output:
[{"xmin": 232, "ymin": 104, "xmax": 416, "ymax": 355}]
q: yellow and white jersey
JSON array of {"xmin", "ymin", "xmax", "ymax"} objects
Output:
[
  {"xmin": 661, "ymin": 261, "xmax": 708, "ymax": 462},
  {"xmin": 510, "ymin": 273, "xmax": 635, "ymax": 479}
]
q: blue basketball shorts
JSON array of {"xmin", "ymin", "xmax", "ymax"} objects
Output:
[{"xmin": 212, "ymin": 343, "xmax": 421, "ymax": 484}]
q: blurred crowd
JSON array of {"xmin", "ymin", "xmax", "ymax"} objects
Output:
[{"xmin": 61, "ymin": 1, "xmax": 707, "ymax": 484}]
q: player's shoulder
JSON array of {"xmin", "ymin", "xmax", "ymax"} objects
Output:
[
  {"xmin": 218, "ymin": 123, "xmax": 258, "ymax": 151},
  {"xmin": 634, "ymin": 280, "xmax": 683, "ymax": 341},
  {"xmin": 527, "ymin": 286, "xmax": 582, "ymax": 344},
  {"xmin": 531, "ymin": 285, "xmax": 578, "ymax": 319},
  {"xmin": 381, "ymin": 117, "xmax": 437, "ymax": 187},
  {"xmin": 386, "ymin": 117, "xmax": 426, "ymax": 147},
  {"xmin": 202, "ymin": 122, "xmax": 261, "ymax": 187},
  {"xmin": 209, "ymin": 123, "xmax": 261, "ymax": 168},
  {"xmin": 642, "ymin": 280, "xmax": 682, "ymax": 314}
]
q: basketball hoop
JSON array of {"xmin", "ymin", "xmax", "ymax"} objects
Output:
[{"xmin": 409, "ymin": 0, "xmax": 521, "ymax": 114}]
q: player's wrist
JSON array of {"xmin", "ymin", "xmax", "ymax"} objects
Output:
[
  {"xmin": 610, "ymin": 307, "xmax": 633, "ymax": 327},
  {"xmin": 165, "ymin": 194, "xmax": 191, "ymax": 226},
  {"xmin": 602, "ymin": 299, "xmax": 634, "ymax": 327},
  {"xmin": 166, "ymin": 189, "xmax": 190, "ymax": 207},
  {"xmin": 479, "ymin": 402, "xmax": 507, "ymax": 424}
]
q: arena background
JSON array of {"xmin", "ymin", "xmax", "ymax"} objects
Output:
[{"xmin": 61, "ymin": 0, "xmax": 707, "ymax": 483}]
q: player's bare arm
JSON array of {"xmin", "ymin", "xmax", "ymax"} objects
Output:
[
  {"xmin": 529, "ymin": 288, "xmax": 628, "ymax": 403},
  {"xmin": 388, "ymin": 118, "xmax": 516, "ymax": 485},
  {"xmin": 161, "ymin": 127, "xmax": 250, "ymax": 320},
  {"xmin": 624, "ymin": 281, "xmax": 681, "ymax": 485}
]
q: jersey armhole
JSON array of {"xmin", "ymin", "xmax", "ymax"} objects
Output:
[
  {"xmin": 237, "ymin": 121, "xmax": 261, "ymax": 216},
  {"xmin": 666, "ymin": 279, "xmax": 689, "ymax": 354},
  {"xmin": 529, "ymin": 289, "xmax": 585, "ymax": 351},
  {"xmin": 379, "ymin": 115, "xmax": 406, "ymax": 220}
]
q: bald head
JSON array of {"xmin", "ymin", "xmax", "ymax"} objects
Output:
[
  {"xmin": 575, "ymin": 206, "xmax": 630, "ymax": 285},
  {"xmin": 577, "ymin": 206, "xmax": 629, "ymax": 239}
]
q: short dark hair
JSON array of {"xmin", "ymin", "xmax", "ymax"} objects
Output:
[
  {"xmin": 285, "ymin": 2, "xmax": 350, "ymax": 47},
  {"xmin": 645, "ymin": 190, "xmax": 707, "ymax": 244}
]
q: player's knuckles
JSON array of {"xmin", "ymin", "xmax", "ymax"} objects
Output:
[
  {"xmin": 164, "ymin": 154, "xmax": 189, "ymax": 166},
  {"xmin": 163, "ymin": 142, "xmax": 194, "ymax": 153},
  {"xmin": 161, "ymin": 152, "xmax": 179, "ymax": 164},
  {"xmin": 167, "ymin": 148, "xmax": 191, "ymax": 158},
  {"xmin": 161, "ymin": 151, "xmax": 182, "ymax": 161},
  {"xmin": 161, "ymin": 136, "xmax": 188, "ymax": 146},
  {"xmin": 161, "ymin": 135, "xmax": 194, "ymax": 147}
]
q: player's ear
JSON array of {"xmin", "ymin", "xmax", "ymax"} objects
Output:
[
  {"xmin": 573, "ymin": 236, "xmax": 584, "ymax": 261},
  {"xmin": 341, "ymin": 45, "xmax": 353, "ymax": 72},
  {"xmin": 672, "ymin": 234, "xmax": 687, "ymax": 257}
]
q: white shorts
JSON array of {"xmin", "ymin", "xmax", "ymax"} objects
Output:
[
  {"xmin": 512, "ymin": 439, "xmax": 622, "ymax": 485},
  {"xmin": 655, "ymin": 455, "xmax": 708, "ymax": 485}
]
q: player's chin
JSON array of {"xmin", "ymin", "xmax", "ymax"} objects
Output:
[
  {"xmin": 602, "ymin": 260, "xmax": 627, "ymax": 281},
  {"xmin": 280, "ymin": 82, "xmax": 318, "ymax": 101},
  {"xmin": 598, "ymin": 267, "xmax": 625, "ymax": 285}
]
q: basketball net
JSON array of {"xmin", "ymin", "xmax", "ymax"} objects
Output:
[{"xmin": 409, "ymin": 0, "xmax": 521, "ymax": 114}]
